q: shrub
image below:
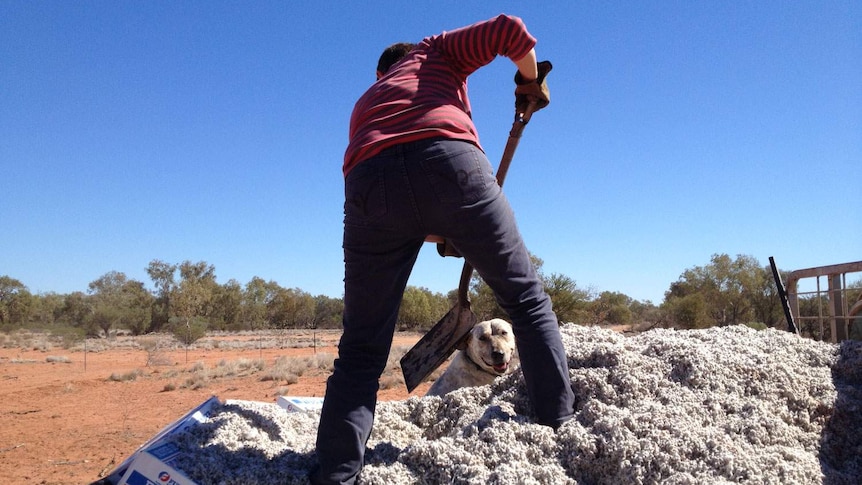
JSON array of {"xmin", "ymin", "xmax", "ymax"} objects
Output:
[
  {"xmin": 183, "ymin": 375, "xmax": 208, "ymax": 390},
  {"xmin": 309, "ymin": 352, "xmax": 335, "ymax": 371},
  {"xmin": 108, "ymin": 369, "xmax": 143, "ymax": 382},
  {"xmin": 260, "ymin": 368, "xmax": 300, "ymax": 384},
  {"xmin": 379, "ymin": 374, "xmax": 403, "ymax": 390},
  {"xmin": 211, "ymin": 358, "xmax": 263, "ymax": 378},
  {"xmin": 9, "ymin": 358, "xmax": 37, "ymax": 364},
  {"xmin": 257, "ymin": 355, "xmax": 304, "ymax": 383},
  {"xmin": 51, "ymin": 325, "xmax": 85, "ymax": 349},
  {"xmin": 170, "ymin": 317, "xmax": 208, "ymax": 346}
]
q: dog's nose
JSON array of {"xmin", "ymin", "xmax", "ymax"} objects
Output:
[{"xmin": 492, "ymin": 350, "xmax": 506, "ymax": 363}]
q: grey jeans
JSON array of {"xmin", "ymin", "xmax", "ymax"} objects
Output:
[{"xmin": 312, "ymin": 138, "xmax": 574, "ymax": 484}]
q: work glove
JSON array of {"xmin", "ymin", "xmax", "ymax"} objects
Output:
[
  {"xmin": 514, "ymin": 60, "xmax": 553, "ymax": 116},
  {"xmin": 436, "ymin": 239, "xmax": 462, "ymax": 258},
  {"xmin": 426, "ymin": 235, "xmax": 463, "ymax": 258}
]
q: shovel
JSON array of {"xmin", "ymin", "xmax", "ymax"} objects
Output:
[{"xmin": 400, "ymin": 62, "xmax": 552, "ymax": 392}]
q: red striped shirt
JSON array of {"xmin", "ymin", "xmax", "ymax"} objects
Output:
[{"xmin": 343, "ymin": 14, "xmax": 537, "ymax": 176}]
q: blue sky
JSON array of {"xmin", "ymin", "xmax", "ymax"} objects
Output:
[{"xmin": 2, "ymin": 1, "xmax": 860, "ymax": 304}]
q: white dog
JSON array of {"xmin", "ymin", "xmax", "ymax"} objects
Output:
[{"xmin": 425, "ymin": 318, "xmax": 517, "ymax": 396}]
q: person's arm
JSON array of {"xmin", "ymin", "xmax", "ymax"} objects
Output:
[
  {"xmin": 514, "ymin": 48, "xmax": 538, "ymax": 82},
  {"xmin": 434, "ymin": 14, "xmax": 536, "ymax": 77}
]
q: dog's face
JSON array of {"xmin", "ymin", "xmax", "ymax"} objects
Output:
[{"xmin": 465, "ymin": 318, "xmax": 515, "ymax": 376}]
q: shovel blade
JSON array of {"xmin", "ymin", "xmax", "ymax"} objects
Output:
[{"xmin": 400, "ymin": 303, "xmax": 477, "ymax": 393}]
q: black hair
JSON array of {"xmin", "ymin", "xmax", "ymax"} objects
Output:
[{"xmin": 376, "ymin": 42, "xmax": 416, "ymax": 75}]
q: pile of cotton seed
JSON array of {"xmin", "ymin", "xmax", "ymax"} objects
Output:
[{"xmin": 168, "ymin": 324, "xmax": 862, "ymax": 484}]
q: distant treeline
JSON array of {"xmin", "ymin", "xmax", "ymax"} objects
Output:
[{"xmin": 3, "ymin": 254, "xmax": 850, "ymax": 342}]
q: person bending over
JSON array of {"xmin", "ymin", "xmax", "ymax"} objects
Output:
[{"xmin": 311, "ymin": 14, "xmax": 575, "ymax": 484}]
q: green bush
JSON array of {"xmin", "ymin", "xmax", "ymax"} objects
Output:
[{"xmin": 170, "ymin": 317, "xmax": 208, "ymax": 346}]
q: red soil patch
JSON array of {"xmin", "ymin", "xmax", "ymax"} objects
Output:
[{"xmin": 0, "ymin": 333, "xmax": 427, "ymax": 485}]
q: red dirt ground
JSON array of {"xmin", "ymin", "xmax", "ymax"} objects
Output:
[{"xmin": 0, "ymin": 333, "xmax": 428, "ymax": 485}]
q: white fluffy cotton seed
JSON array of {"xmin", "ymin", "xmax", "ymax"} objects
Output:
[{"xmin": 165, "ymin": 324, "xmax": 862, "ymax": 484}]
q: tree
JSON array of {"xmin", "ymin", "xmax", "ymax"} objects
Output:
[
  {"xmin": 720, "ymin": 254, "xmax": 759, "ymax": 326},
  {"xmin": 454, "ymin": 252, "xmax": 592, "ymax": 326},
  {"xmin": 591, "ymin": 291, "xmax": 633, "ymax": 326},
  {"xmin": 663, "ymin": 253, "xmax": 768, "ymax": 328},
  {"xmin": 58, "ymin": 291, "xmax": 92, "ymax": 329},
  {"xmin": 313, "ymin": 294, "xmax": 344, "ymax": 329},
  {"xmin": 398, "ymin": 286, "xmax": 446, "ymax": 331},
  {"xmin": 666, "ymin": 293, "xmax": 711, "ymax": 329},
  {"xmin": 31, "ymin": 292, "xmax": 64, "ymax": 327},
  {"xmin": 88, "ymin": 271, "xmax": 129, "ymax": 337},
  {"xmin": 91, "ymin": 303, "xmax": 122, "ymax": 339},
  {"xmin": 210, "ymin": 279, "xmax": 243, "ymax": 331},
  {"xmin": 169, "ymin": 260, "xmax": 219, "ymax": 342},
  {"xmin": 170, "ymin": 314, "xmax": 208, "ymax": 365},
  {"xmin": 170, "ymin": 268, "xmax": 214, "ymax": 360},
  {"xmin": 747, "ymin": 263, "xmax": 783, "ymax": 328},
  {"xmin": 0, "ymin": 276, "xmax": 32, "ymax": 329},
  {"xmin": 268, "ymin": 287, "xmax": 315, "ymax": 330},
  {"xmin": 544, "ymin": 273, "xmax": 592, "ymax": 324},
  {"xmin": 172, "ymin": 275, "xmax": 211, "ymax": 330},
  {"xmin": 242, "ymin": 276, "xmax": 278, "ymax": 331},
  {"xmin": 467, "ymin": 252, "xmax": 561, "ymax": 322},
  {"xmin": 468, "ymin": 275, "xmax": 507, "ymax": 322},
  {"xmin": 171, "ymin": 316, "xmax": 208, "ymax": 345},
  {"xmin": 146, "ymin": 260, "xmax": 178, "ymax": 332},
  {"xmin": 179, "ymin": 260, "xmax": 216, "ymax": 282},
  {"xmin": 122, "ymin": 280, "xmax": 154, "ymax": 335},
  {"xmin": 629, "ymin": 299, "xmax": 664, "ymax": 328},
  {"xmin": 87, "ymin": 271, "xmax": 152, "ymax": 337},
  {"xmin": 177, "ymin": 261, "xmax": 218, "ymax": 316}
]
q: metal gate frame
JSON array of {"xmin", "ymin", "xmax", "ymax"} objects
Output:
[{"xmin": 784, "ymin": 261, "xmax": 862, "ymax": 343}]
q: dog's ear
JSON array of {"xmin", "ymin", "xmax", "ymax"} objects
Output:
[{"xmin": 455, "ymin": 330, "xmax": 471, "ymax": 351}]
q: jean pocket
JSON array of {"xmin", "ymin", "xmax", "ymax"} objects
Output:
[
  {"xmin": 418, "ymin": 143, "xmax": 491, "ymax": 206},
  {"xmin": 344, "ymin": 162, "xmax": 387, "ymax": 225}
]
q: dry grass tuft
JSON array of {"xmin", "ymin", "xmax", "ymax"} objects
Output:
[
  {"xmin": 108, "ymin": 369, "xmax": 144, "ymax": 382},
  {"xmin": 259, "ymin": 356, "xmax": 303, "ymax": 383},
  {"xmin": 214, "ymin": 358, "xmax": 264, "ymax": 377},
  {"xmin": 172, "ymin": 357, "xmax": 268, "ymax": 390},
  {"xmin": 183, "ymin": 374, "xmax": 208, "ymax": 390},
  {"xmin": 9, "ymin": 358, "xmax": 38, "ymax": 364},
  {"xmin": 308, "ymin": 352, "xmax": 335, "ymax": 371}
]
